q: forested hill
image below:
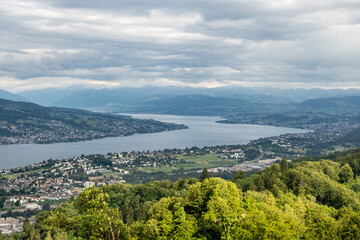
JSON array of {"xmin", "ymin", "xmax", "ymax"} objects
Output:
[
  {"xmin": 300, "ymin": 96, "xmax": 360, "ymax": 114},
  {"xmin": 0, "ymin": 99, "xmax": 187, "ymax": 145},
  {"xmin": 9, "ymin": 148, "xmax": 360, "ymax": 239}
]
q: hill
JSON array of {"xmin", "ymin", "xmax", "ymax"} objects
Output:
[
  {"xmin": 0, "ymin": 89, "xmax": 28, "ymax": 102},
  {"xmin": 18, "ymin": 87, "xmax": 80, "ymax": 106},
  {"xmin": 300, "ymin": 96, "xmax": 360, "ymax": 114},
  {"xmin": 0, "ymin": 99, "xmax": 187, "ymax": 145},
  {"xmin": 219, "ymin": 95, "xmax": 360, "ymax": 129},
  {"xmin": 7, "ymin": 148, "xmax": 360, "ymax": 239}
]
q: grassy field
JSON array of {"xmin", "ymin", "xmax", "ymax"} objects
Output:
[
  {"xmin": 103, "ymin": 172, "xmax": 124, "ymax": 176},
  {"xmin": 139, "ymin": 166, "xmax": 177, "ymax": 173},
  {"xmin": 138, "ymin": 153, "xmax": 235, "ymax": 174},
  {"xmin": 2, "ymin": 173, "xmax": 21, "ymax": 179},
  {"xmin": 323, "ymin": 145, "xmax": 347, "ymax": 155},
  {"xmin": 2, "ymin": 168, "xmax": 49, "ymax": 179}
]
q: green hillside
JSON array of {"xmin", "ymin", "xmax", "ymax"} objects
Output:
[
  {"xmin": 0, "ymin": 99, "xmax": 187, "ymax": 145},
  {"xmin": 6, "ymin": 148, "xmax": 360, "ymax": 239},
  {"xmin": 300, "ymin": 96, "xmax": 360, "ymax": 114}
]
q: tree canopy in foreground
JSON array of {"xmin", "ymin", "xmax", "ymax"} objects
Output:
[{"xmin": 4, "ymin": 148, "xmax": 360, "ymax": 239}]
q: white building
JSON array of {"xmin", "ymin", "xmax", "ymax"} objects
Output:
[{"xmin": 84, "ymin": 181, "xmax": 95, "ymax": 188}]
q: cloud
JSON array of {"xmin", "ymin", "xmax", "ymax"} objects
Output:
[{"xmin": 0, "ymin": 0, "xmax": 359, "ymax": 92}]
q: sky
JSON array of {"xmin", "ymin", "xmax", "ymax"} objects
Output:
[{"xmin": 0, "ymin": 0, "xmax": 359, "ymax": 92}]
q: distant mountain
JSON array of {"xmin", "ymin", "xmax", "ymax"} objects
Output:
[
  {"xmin": 19, "ymin": 87, "xmax": 83, "ymax": 106},
  {"xmin": 220, "ymin": 95, "xmax": 360, "ymax": 127},
  {"xmin": 112, "ymin": 94, "xmax": 360, "ymax": 117},
  {"xmin": 0, "ymin": 99, "xmax": 187, "ymax": 145},
  {"xmin": 0, "ymin": 89, "xmax": 28, "ymax": 102},
  {"xmin": 251, "ymin": 87, "xmax": 360, "ymax": 102},
  {"xmin": 47, "ymin": 86, "xmax": 294, "ymax": 110},
  {"xmin": 238, "ymin": 95, "xmax": 294, "ymax": 104},
  {"xmin": 51, "ymin": 88, "xmax": 143, "ymax": 108},
  {"xmin": 109, "ymin": 95, "xmax": 295, "ymax": 116},
  {"xmin": 300, "ymin": 96, "xmax": 360, "ymax": 114},
  {"xmin": 17, "ymin": 86, "xmax": 360, "ymax": 113},
  {"xmin": 50, "ymin": 86, "xmax": 213, "ymax": 109}
]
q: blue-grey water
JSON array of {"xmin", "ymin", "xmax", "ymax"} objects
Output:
[{"xmin": 0, "ymin": 114, "xmax": 308, "ymax": 169}]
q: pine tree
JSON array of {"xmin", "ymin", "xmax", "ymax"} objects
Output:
[
  {"xmin": 126, "ymin": 206, "xmax": 134, "ymax": 225},
  {"xmin": 199, "ymin": 168, "xmax": 210, "ymax": 182},
  {"xmin": 280, "ymin": 158, "xmax": 288, "ymax": 173},
  {"xmin": 256, "ymin": 177, "xmax": 266, "ymax": 191}
]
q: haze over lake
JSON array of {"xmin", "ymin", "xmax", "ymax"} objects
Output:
[{"xmin": 0, "ymin": 114, "xmax": 308, "ymax": 169}]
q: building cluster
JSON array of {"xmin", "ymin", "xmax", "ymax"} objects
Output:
[
  {"xmin": 0, "ymin": 216, "xmax": 35, "ymax": 235},
  {"xmin": 0, "ymin": 119, "xmax": 108, "ymax": 144},
  {"xmin": 0, "ymin": 116, "xmax": 187, "ymax": 145},
  {"xmin": 1, "ymin": 121, "xmax": 359, "ymax": 235}
]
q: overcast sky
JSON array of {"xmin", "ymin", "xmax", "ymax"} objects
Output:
[{"xmin": 0, "ymin": 0, "xmax": 359, "ymax": 92}]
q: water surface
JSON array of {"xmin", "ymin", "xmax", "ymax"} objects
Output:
[{"xmin": 0, "ymin": 114, "xmax": 308, "ymax": 169}]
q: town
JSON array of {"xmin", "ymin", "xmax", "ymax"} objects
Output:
[
  {"xmin": 0, "ymin": 99, "xmax": 188, "ymax": 145},
  {"xmin": 0, "ymin": 117, "xmax": 187, "ymax": 145},
  {"xmin": 2, "ymin": 118, "xmax": 360, "ymax": 234}
]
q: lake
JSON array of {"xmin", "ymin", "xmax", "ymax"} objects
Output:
[{"xmin": 0, "ymin": 114, "xmax": 308, "ymax": 169}]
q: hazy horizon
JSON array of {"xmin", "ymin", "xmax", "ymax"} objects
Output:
[{"xmin": 3, "ymin": 84, "xmax": 360, "ymax": 95}]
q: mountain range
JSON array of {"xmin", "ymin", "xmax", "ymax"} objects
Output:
[
  {"xmin": 1, "ymin": 86, "xmax": 360, "ymax": 117},
  {"xmin": 15, "ymin": 86, "xmax": 360, "ymax": 106}
]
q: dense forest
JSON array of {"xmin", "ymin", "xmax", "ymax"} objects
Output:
[{"xmin": 3, "ymin": 148, "xmax": 360, "ymax": 239}]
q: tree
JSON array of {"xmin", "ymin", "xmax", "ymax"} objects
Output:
[
  {"xmin": 125, "ymin": 205, "xmax": 134, "ymax": 225},
  {"xmin": 73, "ymin": 187, "xmax": 130, "ymax": 239},
  {"xmin": 339, "ymin": 163, "xmax": 354, "ymax": 183},
  {"xmin": 42, "ymin": 203, "xmax": 51, "ymax": 211},
  {"xmin": 44, "ymin": 231, "xmax": 52, "ymax": 240},
  {"xmin": 280, "ymin": 158, "xmax": 288, "ymax": 173},
  {"xmin": 338, "ymin": 207, "xmax": 360, "ymax": 239},
  {"xmin": 35, "ymin": 210, "xmax": 51, "ymax": 238},
  {"xmin": 52, "ymin": 229, "xmax": 67, "ymax": 240},
  {"xmin": 199, "ymin": 168, "xmax": 210, "ymax": 182},
  {"xmin": 147, "ymin": 178, "xmax": 244, "ymax": 239},
  {"xmin": 233, "ymin": 171, "xmax": 246, "ymax": 182},
  {"xmin": 23, "ymin": 217, "xmax": 40, "ymax": 239}
]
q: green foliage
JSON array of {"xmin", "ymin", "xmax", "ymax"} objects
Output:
[
  {"xmin": 44, "ymin": 231, "xmax": 52, "ymax": 240},
  {"xmin": 339, "ymin": 163, "xmax": 354, "ymax": 183},
  {"xmin": 280, "ymin": 158, "xmax": 288, "ymax": 173},
  {"xmin": 337, "ymin": 207, "xmax": 360, "ymax": 239},
  {"xmin": 233, "ymin": 171, "xmax": 246, "ymax": 182},
  {"xmin": 199, "ymin": 168, "xmax": 210, "ymax": 182},
  {"xmin": 20, "ymin": 149, "xmax": 360, "ymax": 239},
  {"xmin": 23, "ymin": 217, "xmax": 40, "ymax": 240},
  {"xmin": 87, "ymin": 155, "xmax": 112, "ymax": 167},
  {"xmin": 147, "ymin": 178, "xmax": 242, "ymax": 239}
]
